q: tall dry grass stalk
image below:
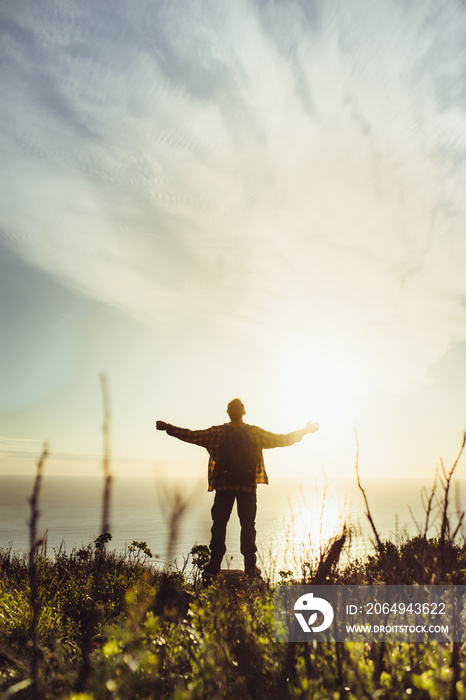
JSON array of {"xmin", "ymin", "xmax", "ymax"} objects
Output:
[
  {"xmin": 156, "ymin": 482, "xmax": 192, "ymax": 567},
  {"xmin": 75, "ymin": 374, "xmax": 114, "ymax": 693},
  {"xmin": 100, "ymin": 373, "xmax": 112, "ymax": 536},
  {"xmin": 28, "ymin": 442, "xmax": 48, "ymax": 700}
]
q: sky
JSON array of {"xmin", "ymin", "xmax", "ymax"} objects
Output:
[{"xmin": 1, "ymin": 0, "xmax": 466, "ymax": 483}]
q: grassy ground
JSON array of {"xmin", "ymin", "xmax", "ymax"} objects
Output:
[
  {"xmin": 1, "ymin": 432, "xmax": 466, "ymax": 698},
  {"xmin": 1, "ymin": 521, "xmax": 466, "ymax": 698}
]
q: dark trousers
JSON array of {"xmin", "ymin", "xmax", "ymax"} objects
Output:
[{"xmin": 209, "ymin": 489, "xmax": 257, "ymax": 567}]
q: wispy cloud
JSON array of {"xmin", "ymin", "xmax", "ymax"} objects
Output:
[
  {"xmin": 0, "ymin": 436, "xmax": 44, "ymax": 458},
  {"xmin": 1, "ymin": 0, "xmax": 466, "ymax": 393}
]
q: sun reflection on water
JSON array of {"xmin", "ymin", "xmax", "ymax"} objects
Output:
[{"xmin": 261, "ymin": 483, "xmax": 349, "ymax": 577}]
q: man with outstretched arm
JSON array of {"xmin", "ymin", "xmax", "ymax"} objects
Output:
[{"xmin": 156, "ymin": 398, "xmax": 319, "ymax": 580}]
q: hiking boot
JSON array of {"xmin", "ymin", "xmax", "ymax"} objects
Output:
[
  {"xmin": 201, "ymin": 563, "xmax": 220, "ymax": 588},
  {"xmin": 244, "ymin": 565, "xmax": 262, "ymax": 578},
  {"xmin": 202, "ymin": 562, "xmax": 220, "ymax": 579}
]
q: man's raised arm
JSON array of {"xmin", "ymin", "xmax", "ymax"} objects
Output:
[
  {"xmin": 257, "ymin": 420, "xmax": 320, "ymax": 449},
  {"xmin": 303, "ymin": 420, "xmax": 320, "ymax": 435},
  {"xmin": 156, "ymin": 420, "xmax": 220, "ymax": 449}
]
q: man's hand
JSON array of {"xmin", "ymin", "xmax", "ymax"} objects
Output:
[
  {"xmin": 156, "ymin": 420, "xmax": 168, "ymax": 431},
  {"xmin": 303, "ymin": 420, "xmax": 320, "ymax": 434}
]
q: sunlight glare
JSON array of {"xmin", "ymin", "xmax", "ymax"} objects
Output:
[
  {"xmin": 266, "ymin": 484, "xmax": 348, "ymax": 572},
  {"xmin": 274, "ymin": 346, "xmax": 370, "ymax": 431}
]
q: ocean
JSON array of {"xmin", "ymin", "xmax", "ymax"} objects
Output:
[{"xmin": 1, "ymin": 474, "xmax": 463, "ymax": 578}]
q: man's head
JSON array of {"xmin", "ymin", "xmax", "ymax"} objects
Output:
[{"xmin": 227, "ymin": 398, "xmax": 246, "ymax": 423}]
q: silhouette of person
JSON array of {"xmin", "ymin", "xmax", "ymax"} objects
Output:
[{"xmin": 156, "ymin": 398, "xmax": 319, "ymax": 579}]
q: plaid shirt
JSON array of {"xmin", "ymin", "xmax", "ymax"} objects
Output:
[{"xmin": 166, "ymin": 422, "xmax": 306, "ymax": 492}]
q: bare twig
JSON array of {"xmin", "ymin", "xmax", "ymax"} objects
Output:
[
  {"xmin": 452, "ymin": 481, "xmax": 465, "ymax": 542},
  {"xmin": 451, "ymin": 513, "xmax": 464, "ymax": 542},
  {"xmin": 318, "ymin": 475, "xmax": 328, "ymax": 559},
  {"xmin": 165, "ymin": 490, "xmax": 189, "ymax": 565},
  {"xmin": 440, "ymin": 429, "xmax": 466, "ymax": 547},
  {"xmin": 75, "ymin": 376, "xmax": 112, "ymax": 694},
  {"xmin": 28, "ymin": 443, "xmax": 48, "ymax": 700},
  {"xmin": 156, "ymin": 477, "xmax": 199, "ymax": 566},
  {"xmin": 421, "ymin": 471, "xmax": 438, "ymax": 538},
  {"xmin": 100, "ymin": 373, "xmax": 112, "ymax": 536},
  {"xmin": 408, "ymin": 505, "xmax": 421, "ymax": 534},
  {"xmin": 354, "ymin": 429, "xmax": 384, "ymax": 554}
]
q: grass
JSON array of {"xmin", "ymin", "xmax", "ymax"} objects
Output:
[
  {"xmin": 1, "ymin": 529, "xmax": 466, "ymax": 699},
  {"xmin": 1, "ymin": 384, "xmax": 466, "ymax": 698}
]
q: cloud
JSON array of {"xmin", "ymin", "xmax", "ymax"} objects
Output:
[
  {"xmin": 0, "ymin": 436, "xmax": 44, "ymax": 458},
  {"xmin": 1, "ymin": 0, "xmax": 466, "ymax": 394},
  {"xmin": 0, "ymin": 245, "xmax": 92, "ymax": 411}
]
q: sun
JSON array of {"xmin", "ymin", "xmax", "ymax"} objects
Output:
[{"xmin": 273, "ymin": 346, "xmax": 370, "ymax": 431}]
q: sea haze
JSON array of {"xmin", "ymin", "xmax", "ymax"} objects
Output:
[{"xmin": 1, "ymin": 475, "xmax": 462, "ymax": 575}]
